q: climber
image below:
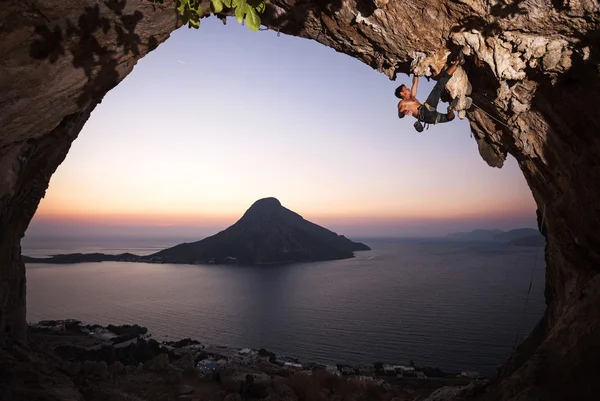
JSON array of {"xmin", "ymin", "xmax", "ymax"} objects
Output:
[{"xmin": 395, "ymin": 51, "xmax": 465, "ymax": 132}]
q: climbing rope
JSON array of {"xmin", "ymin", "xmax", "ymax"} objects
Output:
[
  {"xmin": 469, "ymin": 101, "xmax": 550, "ymax": 184},
  {"xmin": 467, "ymin": 102, "xmax": 552, "ymax": 327},
  {"xmin": 509, "ymin": 204, "xmax": 547, "ymax": 356},
  {"xmin": 471, "ymin": 102, "xmax": 513, "ymax": 130}
]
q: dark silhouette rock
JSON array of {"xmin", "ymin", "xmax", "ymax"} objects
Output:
[
  {"xmin": 148, "ymin": 198, "xmax": 370, "ymax": 265},
  {"xmin": 109, "ymin": 361, "xmax": 125, "ymax": 376},
  {"xmin": 176, "ymin": 385, "xmax": 194, "ymax": 396},
  {"xmin": 22, "ymin": 252, "xmax": 141, "ymax": 264},
  {"xmin": 144, "ymin": 353, "xmax": 169, "ymax": 372}
]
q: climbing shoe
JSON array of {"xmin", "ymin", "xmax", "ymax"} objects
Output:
[
  {"xmin": 451, "ymin": 50, "xmax": 465, "ymax": 66},
  {"xmin": 446, "ymin": 109, "xmax": 456, "ymax": 121},
  {"xmin": 448, "ymin": 96, "xmax": 473, "ymax": 112}
]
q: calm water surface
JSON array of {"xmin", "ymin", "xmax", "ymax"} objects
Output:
[{"xmin": 24, "ymin": 238, "xmax": 545, "ymax": 374}]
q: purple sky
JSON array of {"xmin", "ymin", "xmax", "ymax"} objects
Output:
[{"xmin": 27, "ymin": 17, "xmax": 537, "ymax": 239}]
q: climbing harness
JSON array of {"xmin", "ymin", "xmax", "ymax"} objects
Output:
[
  {"xmin": 414, "ymin": 107, "xmax": 428, "ymax": 132},
  {"xmin": 414, "ymin": 103, "xmax": 443, "ymax": 132},
  {"xmin": 509, "ymin": 204, "xmax": 547, "ymax": 357}
]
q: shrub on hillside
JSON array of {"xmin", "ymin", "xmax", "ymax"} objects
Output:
[
  {"xmin": 283, "ymin": 370, "xmax": 384, "ymax": 401},
  {"xmin": 106, "ymin": 324, "xmax": 148, "ymax": 336}
]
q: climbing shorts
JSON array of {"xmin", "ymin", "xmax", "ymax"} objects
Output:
[{"xmin": 418, "ymin": 103, "xmax": 452, "ymax": 125}]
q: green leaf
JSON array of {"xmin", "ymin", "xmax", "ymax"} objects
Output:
[
  {"xmin": 245, "ymin": 6, "xmax": 261, "ymax": 32},
  {"xmin": 232, "ymin": 0, "xmax": 245, "ymax": 9},
  {"xmin": 210, "ymin": 0, "xmax": 224, "ymax": 13},
  {"xmin": 247, "ymin": 0, "xmax": 263, "ymax": 8},
  {"xmin": 246, "ymin": 0, "xmax": 266, "ymax": 15},
  {"xmin": 234, "ymin": 3, "xmax": 246, "ymax": 24},
  {"xmin": 176, "ymin": 0, "xmax": 189, "ymax": 16},
  {"xmin": 191, "ymin": 0, "xmax": 202, "ymax": 13},
  {"xmin": 179, "ymin": 9, "xmax": 190, "ymax": 24},
  {"xmin": 181, "ymin": 13, "xmax": 189, "ymax": 25},
  {"xmin": 188, "ymin": 15, "xmax": 200, "ymax": 29},
  {"xmin": 222, "ymin": 0, "xmax": 233, "ymax": 7}
]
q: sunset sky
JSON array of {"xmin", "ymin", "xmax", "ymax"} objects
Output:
[{"xmin": 26, "ymin": 17, "xmax": 537, "ymax": 239}]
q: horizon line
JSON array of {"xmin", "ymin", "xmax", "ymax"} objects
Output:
[{"xmin": 23, "ymin": 228, "xmax": 540, "ymax": 240}]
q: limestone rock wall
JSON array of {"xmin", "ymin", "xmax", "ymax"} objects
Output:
[
  {"xmin": 0, "ymin": 0, "xmax": 179, "ymax": 345},
  {"xmin": 1, "ymin": 0, "xmax": 599, "ymax": 399}
]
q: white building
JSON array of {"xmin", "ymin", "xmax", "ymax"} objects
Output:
[
  {"xmin": 284, "ymin": 362, "xmax": 303, "ymax": 369},
  {"xmin": 383, "ymin": 365, "xmax": 396, "ymax": 374},
  {"xmin": 325, "ymin": 365, "xmax": 341, "ymax": 376}
]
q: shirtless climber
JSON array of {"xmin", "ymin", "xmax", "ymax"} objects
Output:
[{"xmin": 395, "ymin": 52, "xmax": 465, "ymax": 132}]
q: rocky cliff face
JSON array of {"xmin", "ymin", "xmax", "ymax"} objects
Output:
[{"xmin": 1, "ymin": 0, "xmax": 599, "ymax": 399}]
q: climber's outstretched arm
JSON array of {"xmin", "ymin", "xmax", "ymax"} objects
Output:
[{"xmin": 411, "ymin": 75, "xmax": 419, "ymax": 97}]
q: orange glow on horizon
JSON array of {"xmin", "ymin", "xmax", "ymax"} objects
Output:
[{"xmin": 34, "ymin": 202, "xmax": 533, "ymax": 227}]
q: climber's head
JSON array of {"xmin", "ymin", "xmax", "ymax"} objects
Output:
[{"xmin": 395, "ymin": 84, "xmax": 411, "ymax": 99}]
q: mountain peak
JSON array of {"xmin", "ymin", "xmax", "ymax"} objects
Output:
[
  {"xmin": 241, "ymin": 197, "xmax": 296, "ymax": 222},
  {"xmin": 249, "ymin": 197, "xmax": 282, "ymax": 209},
  {"xmin": 151, "ymin": 197, "xmax": 370, "ymax": 265}
]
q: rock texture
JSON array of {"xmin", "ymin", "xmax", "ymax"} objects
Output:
[
  {"xmin": 1, "ymin": 0, "xmax": 599, "ymax": 400},
  {"xmin": 150, "ymin": 197, "xmax": 370, "ymax": 264}
]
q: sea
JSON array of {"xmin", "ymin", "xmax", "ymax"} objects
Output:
[{"xmin": 23, "ymin": 236, "xmax": 546, "ymax": 375}]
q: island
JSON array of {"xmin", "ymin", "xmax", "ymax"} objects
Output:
[{"xmin": 24, "ymin": 197, "xmax": 370, "ymax": 265}]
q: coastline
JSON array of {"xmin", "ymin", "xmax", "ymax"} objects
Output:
[
  {"xmin": 22, "ymin": 251, "xmax": 367, "ymax": 266},
  {"xmin": 33, "ymin": 319, "xmax": 486, "ymax": 384}
]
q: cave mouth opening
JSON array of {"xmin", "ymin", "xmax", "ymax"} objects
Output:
[
  {"xmin": 20, "ymin": 11, "xmax": 546, "ymax": 377},
  {"xmin": 3, "ymin": 0, "xmax": 600, "ymax": 399}
]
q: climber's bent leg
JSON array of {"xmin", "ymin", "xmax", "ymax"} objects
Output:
[
  {"xmin": 419, "ymin": 104, "xmax": 454, "ymax": 124},
  {"xmin": 424, "ymin": 72, "xmax": 452, "ymax": 110},
  {"xmin": 435, "ymin": 110, "xmax": 454, "ymax": 124},
  {"xmin": 418, "ymin": 104, "xmax": 454, "ymax": 125}
]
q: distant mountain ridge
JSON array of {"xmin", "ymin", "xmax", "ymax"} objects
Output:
[
  {"xmin": 447, "ymin": 229, "xmax": 505, "ymax": 242},
  {"xmin": 447, "ymin": 228, "xmax": 544, "ymax": 246},
  {"xmin": 24, "ymin": 198, "xmax": 370, "ymax": 265}
]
